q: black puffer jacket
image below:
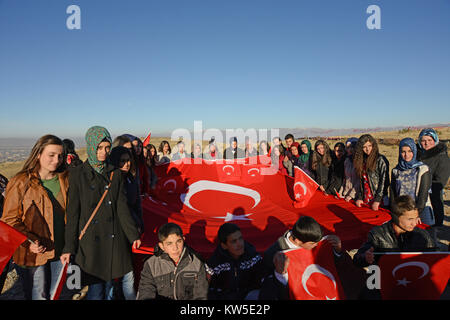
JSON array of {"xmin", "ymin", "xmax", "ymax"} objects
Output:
[
  {"xmin": 206, "ymin": 241, "xmax": 265, "ymax": 300},
  {"xmin": 353, "ymin": 220, "xmax": 437, "ymax": 268},
  {"xmin": 356, "ymin": 155, "xmax": 390, "ymax": 203},
  {"xmin": 417, "ymin": 142, "xmax": 450, "ymax": 225},
  {"xmin": 417, "ymin": 142, "xmax": 450, "ymax": 189},
  {"xmin": 137, "ymin": 245, "xmax": 208, "ymax": 300}
]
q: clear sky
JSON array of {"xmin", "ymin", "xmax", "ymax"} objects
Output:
[{"xmin": 0, "ymin": 0, "xmax": 449, "ymax": 139}]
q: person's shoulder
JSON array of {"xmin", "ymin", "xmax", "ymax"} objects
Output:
[
  {"xmin": 6, "ymin": 172, "xmax": 28, "ymax": 191},
  {"xmin": 369, "ymin": 221, "xmax": 391, "ymax": 238}
]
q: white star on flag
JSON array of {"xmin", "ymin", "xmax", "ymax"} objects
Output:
[
  {"xmin": 213, "ymin": 212, "xmax": 253, "ymax": 222},
  {"xmin": 396, "ymin": 277, "xmax": 411, "ymax": 287}
]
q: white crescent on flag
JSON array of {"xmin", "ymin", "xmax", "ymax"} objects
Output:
[
  {"xmin": 392, "ymin": 261, "xmax": 430, "ymax": 286},
  {"xmin": 294, "ymin": 181, "xmax": 308, "ymax": 196},
  {"xmin": 247, "ymin": 168, "xmax": 260, "ymax": 177},
  {"xmin": 163, "ymin": 179, "xmax": 177, "ymax": 193},
  {"xmin": 180, "ymin": 180, "xmax": 261, "ymax": 213},
  {"xmin": 301, "ymin": 264, "xmax": 337, "ymax": 300},
  {"xmin": 222, "ymin": 165, "xmax": 235, "ymax": 175}
]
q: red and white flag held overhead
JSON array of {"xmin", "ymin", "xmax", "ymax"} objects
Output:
[
  {"xmin": 284, "ymin": 240, "xmax": 346, "ymax": 300},
  {"xmin": 293, "ymin": 166, "xmax": 319, "ymax": 208},
  {"xmin": 378, "ymin": 252, "xmax": 450, "ymax": 300},
  {"xmin": 0, "ymin": 221, "xmax": 27, "ymax": 274}
]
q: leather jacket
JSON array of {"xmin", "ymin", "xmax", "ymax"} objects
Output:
[
  {"xmin": 356, "ymin": 155, "xmax": 390, "ymax": 203},
  {"xmin": 353, "ymin": 220, "xmax": 437, "ymax": 268}
]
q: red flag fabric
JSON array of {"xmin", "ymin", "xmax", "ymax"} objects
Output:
[
  {"xmin": 378, "ymin": 252, "xmax": 450, "ymax": 300},
  {"xmin": 293, "ymin": 166, "xmax": 320, "ymax": 208},
  {"xmin": 0, "ymin": 221, "xmax": 27, "ymax": 274},
  {"xmin": 142, "ymin": 132, "xmax": 151, "ymax": 147},
  {"xmin": 284, "ymin": 240, "xmax": 346, "ymax": 300},
  {"xmin": 137, "ymin": 158, "xmax": 391, "ymax": 258},
  {"xmin": 50, "ymin": 262, "xmax": 69, "ymax": 300}
]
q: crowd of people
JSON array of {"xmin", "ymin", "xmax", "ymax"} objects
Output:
[{"xmin": 0, "ymin": 126, "xmax": 449, "ymax": 300}]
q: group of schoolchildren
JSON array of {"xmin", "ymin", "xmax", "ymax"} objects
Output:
[{"xmin": 0, "ymin": 126, "xmax": 448, "ymax": 300}]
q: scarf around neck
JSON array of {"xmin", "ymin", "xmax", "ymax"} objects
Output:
[{"xmin": 396, "ymin": 137, "xmax": 423, "ymax": 171}]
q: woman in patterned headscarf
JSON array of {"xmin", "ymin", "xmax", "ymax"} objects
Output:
[
  {"xmin": 61, "ymin": 126, "xmax": 141, "ymax": 300},
  {"xmin": 416, "ymin": 128, "xmax": 450, "ymax": 227},
  {"xmin": 298, "ymin": 140, "xmax": 313, "ymax": 178},
  {"xmin": 391, "ymin": 138, "xmax": 435, "ymax": 226}
]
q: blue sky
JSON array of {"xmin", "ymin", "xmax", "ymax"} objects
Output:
[{"xmin": 0, "ymin": 0, "xmax": 449, "ymax": 139}]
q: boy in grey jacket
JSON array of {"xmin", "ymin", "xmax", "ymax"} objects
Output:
[{"xmin": 137, "ymin": 223, "xmax": 208, "ymax": 300}]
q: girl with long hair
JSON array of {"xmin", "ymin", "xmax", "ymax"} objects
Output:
[
  {"xmin": 326, "ymin": 142, "xmax": 346, "ymax": 196},
  {"xmin": 311, "ymin": 140, "xmax": 332, "ymax": 194},
  {"xmin": 144, "ymin": 143, "xmax": 158, "ymax": 190},
  {"xmin": 270, "ymin": 145, "xmax": 288, "ymax": 176},
  {"xmin": 354, "ymin": 134, "xmax": 390, "ymax": 211},
  {"xmin": 340, "ymin": 138, "xmax": 360, "ymax": 202},
  {"xmin": 1, "ymin": 135, "xmax": 68, "ymax": 300},
  {"xmin": 157, "ymin": 140, "xmax": 172, "ymax": 165}
]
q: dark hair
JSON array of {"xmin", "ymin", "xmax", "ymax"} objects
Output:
[
  {"xmin": 112, "ymin": 135, "xmax": 132, "ymax": 148},
  {"xmin": 353, "ymin": 134, "xmax": 380, "ymax": 178},
  {"xmin": 158, "ymin": 223, "xmax": 183, "ymax": 242},
  {"xmin": 217, "ymin": 223, "xmax": 241, "ymax": 244},
  {"xmin": 158, "ymin": 140, "xmax": 171, "ymax": 154},
  {"xmin": 291, "ymin": 216, "xmax": 323, "ymax": 243},
  {"xmin": 334, "ymin": 142, "xmax": 345, "ymax": 151},
  {"xmin": 311, "ymin": 140, "xmax": 332, "ymax": 170},
  {"xmin": 62, "ymin": 139, "xmax": 76, "ymax": 154},
  {"xmin": 145, "ymin": 143, "xmax": 157, "ymax": 167},
  {"xmin": 285, "ymin": 134, "xmax": 294, "ymax": 141},
  {"xmin": 390, "ymin": 195, "xmax": 417, "ymax": 224},
  {"xmin": 109, "ymin": 146, "xmax": 132, "ymax": 169},
  {"xmin": 229, "ymin": 137, "xmax": 238, "ymax": 145}
]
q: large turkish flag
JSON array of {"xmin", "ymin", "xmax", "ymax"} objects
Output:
[
  {"xmin": 378, "ymin": 252, "xmax": 450, "ymax": 300},
  {"xmin": 136, "ymin": 158, "xmax": 391, "ymax": 258}
]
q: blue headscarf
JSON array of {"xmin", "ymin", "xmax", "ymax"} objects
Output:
[
  {"xmin": 396, "ymin": 138, "xmax": 423, "ymax": 171},
  {"xmin": 418, "ymin": 128, "xmax": 439, "ymax": 150},
  {"xmin": 345, "ymin": 137, "xmax": 358, "ymax": 148}
]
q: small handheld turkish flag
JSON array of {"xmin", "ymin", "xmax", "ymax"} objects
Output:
[
  {"xmin": 284, "ymin": 240, "xmax": 346, "ymax": 300},
  {"xmin": 378, "ymin": 252, "xmax": 450, "ymax": 300},
  {"xmin": 293, "ymin": 166, "xmax": 319, "ymax": 208},
  {"xmin": 0, "ymin": 221, "xmax": 27, "ymax": 274},
  {"xmin": 142, "ymin": 132, "xmax": 151, "ymax": 147}
]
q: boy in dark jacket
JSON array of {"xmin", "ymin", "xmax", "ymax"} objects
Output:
[
  {"xmin": 137, "ymin": 223, "xmax": 208, "ymax": 300},
  {"xmin": 206, "ymin": 223, "xmax": 265, "ymax": 300},
  {"xmin": 353, "ymin": 195, "xmax": 438, "ymax": 268},
  {"xmin": 259, "ymin": 216, "xmax": 363, "ymax": 300}
]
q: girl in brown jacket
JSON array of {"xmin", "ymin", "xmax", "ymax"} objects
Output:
[{"xmin": 1, "ymin": 135, "xmax": 68, "ymax": 300}]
